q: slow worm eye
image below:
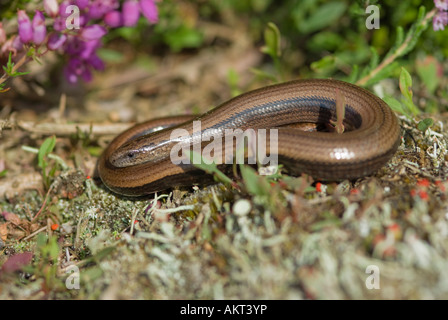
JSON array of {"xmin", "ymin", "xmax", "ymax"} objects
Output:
[{"xmin": 127, "ymin": 152, "xmax": 135, "ymax": 158}]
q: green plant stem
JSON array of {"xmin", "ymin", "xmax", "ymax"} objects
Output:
[
  {"xmin": 21, "ymin": 145, "xmax": 69, "ymax": 170},
  {"xmin": 0, "ymin": 52, "xmax": 31, "ymax": 85},
  {"xmin": 356, "ymin": 7, "xmax": 437, "ymax": 87}
]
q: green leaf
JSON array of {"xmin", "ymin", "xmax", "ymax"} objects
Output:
[
  {"xmin": 388, "ymin": 26, "xmax": 404, "ymax": 58},
  {"xmin": 402, "ymin": 99, "xmax": 419, "ymax": 116},
  {"xmin": 400, "ymin": 6, "xmax": 427, "ymax": 57},
  {"xmin": 250, "ymin": 68, "xmax": 279, "ymax": 82},
  {"xmin": 188, "ymin": 150, "xmax": 233, "ymax": 185},
  {"xmin": 296, "ymin": 2, "xmax": 347, "ymax": 34},
  {"xmin": 240, "ymin": 164, "xmax": 271, "ymax": 197},
  {"xmin": 250, "ymin": 0, "xmax": 272, "ymax": 12},
  {"xmin": 115, "ymin": 26, "xmax": 138, "ymax": 42},
  {"xmin": 164, "ymin": 25, "xmax": 204, "ymax": 52},
  {"xmin": 417, "ymin": 118, "xmax": 434, "ymax": 132},
  {"xmin": 359, "ymin": 47, "xmax": 380, "ymax": 80},
  {"xmin": 87, "ymin": 146, "xmax": 103, "ymax": 157},
  {"xmin": 310, "ymin": 55, "xmax": 336, "ymax": 73},
  {"xmin": 399, "ymin": 67, "xmax": 413, "ymax": 102},
  {"xmin": 48, "ymin": 164, "xmax": 58, "ymax": 178},
  {"xmin": 261, "ymin": 22, "xmax": 281, "ymax": 59},
  {"xmin": 27, "ymin": 47, "xmax": 35, "ymax": 57},
  {"xmin": 81, "ymin": 266, "xmax": 104, "ymax": 282},
  {"xmin": 307, "ymin": 31, "xmax": 344, "ymax": 52},
  {"xmin": 227, "ymin": 69, "xmax": 241, "ymax": 97},
  {"xmin": 48, "ymin": 236, "xmax": 59, "ymax": 261},
  {"xmin": 368, "ymin": 47, "xmax": 379, "ymax": 71},
  {"xmin": 12, "ymin": 71, "xmax": 30, "ymax": 77},
  {"xmin": 346, "ymin": 64, "xmax": 359, "ymax": 83},
  {"xmin": 382, "ymin": 96, "xmax": 407, "ymax": 115},
  {"xmin": 0, "ymin": 83, "xmax": 7, "ymax": 92},
  {"xmin": 92, "ymin": 246, "xmax": 115, "ymax": 261},
  {"xmin": 384, "ymin": 25, "xmax": 404, "ymax": 61},
  {"xmin": 362, "ymin": 61, "xmax": 399, "ymax": 86},
  {"xmin": 4, "ymin": 51, "xmax": 14, "ymax": 73},
  {"xmin": 97, "ymin": 48, "xmax": 124, "ymax": 63},
  {"xmin": 240, "ymin": 164, "xmax": 260, "ymax": 195},
  {"xmin": 398, "ymin": 67, "xmax": 420, "ymax": 115},
  {"xmin": 2, "ymin": 52, "xmax": 29, "ymax": 77},
  {"xmin": 36, "ymin": 233, "xmax": 48, "ymax": 249},
  {"xmin": 416, "ymin": 56, "xmax": 439, "ymax": 94},
  {"xmin": 38, "ymin": 136, "xmax": 56, "ymax": 169}
]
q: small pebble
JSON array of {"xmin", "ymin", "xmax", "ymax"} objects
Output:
[{"xmin": 233, "ymin": 199, "xmax": 251, "ymax": 216}]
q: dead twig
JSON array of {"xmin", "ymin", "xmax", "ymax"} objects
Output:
[{"xmin": 0, "ymin": 119, "xmax": 133, "ymax": 137}]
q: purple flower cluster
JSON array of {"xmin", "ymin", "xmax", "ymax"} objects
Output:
[
  {"xmin": 433, "ymin": 0, "xmax": 448, "ymax": 31},
  {"xmin": 0, "ymin": 0, "xmax": 159, "ymax": 84}
]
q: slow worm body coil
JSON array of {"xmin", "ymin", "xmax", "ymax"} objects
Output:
[{"xmin": 97, "ymin": 79, "xmax": 400, "ymax": 196}]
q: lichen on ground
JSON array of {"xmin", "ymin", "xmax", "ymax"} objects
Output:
[{"xmin": 1, "ymin": 111, "xmax": 448, "ymax": 299}]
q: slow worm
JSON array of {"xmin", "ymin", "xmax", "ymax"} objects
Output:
[{"xmin": 97, "ymin": 79, "xmax": 401, "ymax": 196}]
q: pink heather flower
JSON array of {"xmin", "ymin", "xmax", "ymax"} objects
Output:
[
  {"xmin": 62, "ymin": 32, "xmax": 106, "ymax": 84},
  {"xmin": 64, "ymin": 36, "xmax": 85, "ymax": 55},
  {"xmin": 88, "ymin": 0, "xmax": 120, "ymax": 19},
  {"xmin": 44, "ymin": 0, "xmax": 59, "ymax": 17},
  {"xmin": 64, "ymin": 56, "xmax": 103, "ymax": 83},
  {"xmin": 80, "ymin": 67, "xmax": 93, "ymax": 82},
  {"xmin": 87, "ymin": 53, "xmax": 105, "ymax": 71},
  {"xmin": 1, "ymin": 36, "xmax": 23, "ymax": 56},
  {"xmin": 75, "ymin": 0, "xmax": 89, "ymax": 10},
  {"xmin": 80, "ymin": 25, "xmax": 107, "ymax": 41},
  {"xmin": 64, "ymin": 58, "xmax": 83, "ymax": 83},
  {"xmin": 59, "ymin": 1, "xmax": 72, "ymax": 18},
  {"xmin": 47, "ymin": 32, "xmax": 67, "ymax": 50},
  {"xmin": 32, "ymin": 11, "xmax": 46, "ymax": 46},
  {"xmin": 64, "ymin": 37, "xmax": 100, "ymax": 59},
  {"xmin": 139, "ymin": 0, "xmax": 158, "ymax": 23},
  {"xmin": 0, "ymin": 23, "xmax": 6, "ymax": 45},
  {"xmin": 434, "ymin": 0, "xmax": 448, "ymax": 11},
  {"xmin": 63, "ymin": 36, "xmax": 98, "ymax": 58},
  {"xmin": 433, "ymin": 10, "xmax": 448, "ymax": 31},
  {"xmin": 12, "ymin": 36, "xmax": 23, "ymax": 51},
  {"xmin": 123, "ymin": 0, "xmax": 140, "ymax": 27},
  {"xmin": 1, "ymin": 39, "xmax": 15, "ymax": 56},
  {"xmin": 53, "ymin": 17, "xmax": 66, "ymax": 32},
  {"xmin": 80, "ymin": 39, "xmax": 101, "ymax": 59},
  {"xmin": 78, "ymin": 13, "xmax": 89, "ymax": 27},
  {"xmin": 104, "ymin": 10, "xmax": 122, "ymax": 27},
  {"xmin": 17, "ymin": 10, "xmax": 33, "ymax": 43}
]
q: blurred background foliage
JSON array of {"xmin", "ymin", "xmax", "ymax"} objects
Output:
[
  {"xmin": 1, "ymin": 0, "xmax": 447, "ymax": 109},
  {"xmin": 106, "ymin": 0, "xmax": 447, "ymax": 101},
  {"xmin": 143, "ymin": 0, "xmax": 448, "ymax": 71}
]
